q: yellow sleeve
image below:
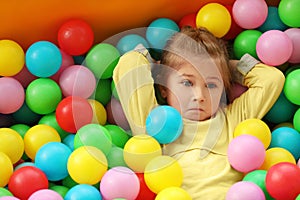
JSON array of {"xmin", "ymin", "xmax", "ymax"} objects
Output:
[
  {"xmin": 112, "ymin": 51, "xmax": 158, "ymax": 135},
  {"xmin": 227, "ymin": 63, "xmax": 285, "ymax": 123}
]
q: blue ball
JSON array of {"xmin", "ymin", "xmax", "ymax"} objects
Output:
[
  {"xmin": 26, "ymin": 41, "xmax": 62, "ymax": 77},
  {"xmin": 146, "ymin": 105, "xmax": 183, "ymax": 144},
  {"xmin": 116, "ymin": 34, "xmax": 149, "ymax": 55},
  {"xmin": 35, "ymin": 141, "xmax": 72, "ymax": 181},
  {"xmin": 270, "ymin": 127, "xmax": 300, "ymax": 160},
  {"xmin": 258, "ymin": 6, "xmax": 288, "ymax": 32},
  {"xmin": 146, "ymin": 18, "xmax": 179, "ymax": 51},
  {"xmin": 63, "ymin": 134, "xmax": 75, "ymax": 151},
  {"xmin": 65, "ymin": 184, "xmax": 102, "ymax": 200}
]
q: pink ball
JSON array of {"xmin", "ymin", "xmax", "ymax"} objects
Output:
[
  {"xmin": 256, "ymin": 30, "xmax": 293, "ymax": 66},
  {"xmin": 106, "ymin": 97, "xmax": 130, "ymax": 131},
  {"xmin": 226, "ymin": 181, "xmax": 265, "ymax": 200},
  {"xmin": 28, "ymin": 189, "xmax": 63, "ymax": 200},
  {"xmin": 0, "ymin": 197, "xmax": 20, "ymax": 200},
  {"xmin": 0, "ymin": 77, "xmax": 25, "ymax": 114},
  {"xmin": 59, "ymin": 65, "xmax": 96, "ymax": 98},
  {"xmin": 228, "ymin": 135, "xmax": 265, "ymax": 173},
  {"xmin": 100, "ymin": 166, "xmax": 140, "ymax": 200},
  {"xmin": 232, "ymin": 0, "xmax": 268, "ymax": 29},
  {"xmin": 285, "ymin": 28, "xmax": 300, "ymax": 64},
  {"xmin": 50, "ymin": 50, "xmax": 74, "ymax": 82}
]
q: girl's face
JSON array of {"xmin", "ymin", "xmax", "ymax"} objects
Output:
[{"xmin": 160, "ymin": 59, "xmax": 224, "ymax": 121}]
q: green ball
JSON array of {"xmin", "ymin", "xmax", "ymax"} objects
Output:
[
  {"xmin": 233, "ymin": 30, "xmax": 262, "ymax": 59},
  {"xmin": 284, "ymin": 69, "xmax": 300, "ymax": 105},
  {"xmin": 243, "ymin": 170, "xmax": 273, "ymax": 200},
  {"xmin": 111, "ymin": 80, "xmax": 119, "ymax": 100},
  {"xmin": 74, "ymin": 124, "xmax": 112, "ymax": 155},
  {"xmin": 26, "ymin": 78, "xmax": 62, "ymax": 115},
  {"xmin": 62, "ymin": 175, "xmax": 77, "ymax": 188},
  {"xmin": 85, "ymin": 43, "xmax": 120, "ymax": 79},
  {"xmin": 39, "ymin": 112, "xmax": 70, "ymax": 140},
  {"xmin": 0, "ymin": 187, "xmax": 13, "ymax": 197},
  {"xmin": 278, "ymin": 0, "xmax": 300, "ymax": 27},
  {"xmin": 10, "ymin": 123, "xmax": 30, "ymax": 138},
  {"xmin": 107, "ymin": 146, "xmax": 128, "ymax": 168},
  {"xmin": 12, "ymin": 102, "xmax": 41, "ymax": 126},
  {"xmin": 92, "ymin": 78, "xmax": 112, "ymax": 106},
  {"xmin": 105, "ymin": 124, "xmax": 130, "ymax": 148},
  {"xmin": 50, "ymin": 185, "xmax": 69, "ymax": 198},
  {"xmin": 293, "ymin": 108, "xmax": 300, "ymax": 132}
]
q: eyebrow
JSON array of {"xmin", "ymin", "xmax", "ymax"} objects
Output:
[{"xmin": 180, "ymin": 73, "xmax": 222, "ymax": 83}]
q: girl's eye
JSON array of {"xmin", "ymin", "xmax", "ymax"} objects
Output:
[
  {"xmin": 182, "ymin": 80, "xmax": 193, "ymax": 87},
  {"xmin": 207, "ymin": 83, "xmax": 217, "ymax": 89}
]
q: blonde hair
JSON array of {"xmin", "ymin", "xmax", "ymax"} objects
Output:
[{"xmin": 159, "ymin": 27, "xmax": 233, "ymax": 95}]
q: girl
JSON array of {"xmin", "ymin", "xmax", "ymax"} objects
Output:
[{"xmin": 113, "ymin": 27, "xmax": 285, "ymax": 199}]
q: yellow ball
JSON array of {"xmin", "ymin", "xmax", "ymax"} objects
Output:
[
  {"xmin": 67, "ymin": 146, "xmax": 108, "ymax": 184},
  {"xmin": 260, "ymin": 147, "xmax": 296, "ymax": 170},
  {"xmin": 155, "ymin": 187, "xmax": 192, "ymax": 200},
  {"xmin": 24, "ymin": 124, "xmax": 61, "ymax": 160},
  {"xmin": 233, "ymin": 118, "xmax": 271, "ymax": 149},
  {"xmin": 123, "ymin": 134, "xmax": 162, "ymax": 172},
  {"xmin": 196, "ymin": 3, "xmax": 231, "ymax": 38},
  {"xmin": 144, "ymin": 155, "xmax": 183, "ymax": 194},
  {"xmin": 0, "ymin": 39, "xmax": 25, "ymax": 76},
  {"xmin": 0, "ymin": 152, "xmax": 13, "ymax": 187},
  {"xmin": 0, "ymin": 128, "xmax": 24, "ymax": 164},
  {"xmin": 88, "ymin": 99, "xmax": 107, "ymax": 125}
]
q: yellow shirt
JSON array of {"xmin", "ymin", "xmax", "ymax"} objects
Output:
[{"xmin": 113, "ymin": 51, "xmax": 285, "ymax": 199}]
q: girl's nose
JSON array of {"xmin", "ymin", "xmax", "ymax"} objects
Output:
[{"xmin": 193, "ymin": 88, "xmax": 205, "ymax": 102}]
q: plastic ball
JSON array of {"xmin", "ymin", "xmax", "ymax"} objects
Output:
[
  {"xmin": 233, "ymin": 118, "xmax": 271, "ymax": 149},
  {"xmin": 232, "ymin": 0, "xmax": 268, "ymax": 29},
  {"xmin": 260, "ymin": 147, "xmax": 296, "ymax": 170},
  {"xmin": 116, "ymin": 34, "xmax": 149, "ymax": 55},
  {"xmin": 59, "ymin": 65, "xmax": 96, "ymax": 98},
  {"xmin": 25, "ymin": 41, "xmax": 62, "ymax": 77},
  {"xmin": 50, "ymin": 50, "xmax": 74, "ymax": 83},
  {"xmin": 146, "ymin": 105, "xmax": 183, "ymax": 144},
  {"xmin": 74, "ymin": 123, "xmax": 112, "ymax": 155},
  {"xmin": 178, "ymin": 13, "xmax": 197, "ymax": 29},
  {"xmin": 233, "ymin": 30, "xmax": 262, "ymax": 59},
  {"xmin": 0, "ymin": 77, "xmax": 25, "ymax": 114},
  {"xmin": 100, "ymin": 166, "xmax": 140, "ymax": 200},
  {"xmin": 24, "ymin": 124, "xmax": 61, "ymax": 160},
  {"xmin": 28, "ymin": 189, "xmax": 63, "ymax": 200},
  {"xmin": 0, "ymin": 128, "xmax": 24, "ymax": 164},
  {"xmin": 67, "ymin": 146, "xmax": 108, "ymax": 185},
  {"xmin": 266, "ymin": 162, "xmax": 300, "ymax": 200},
  {"xmin": 12, "ymin": 66, "xmax": 37, "ymax": 88},
  {"xmin": 222, "ymin": 5, "xmax": 244, "ymax": 40},
  {"xmin": 64, "ymin": 184, "xmax": 102, "ymax": 200},
  {"xmin": 0, "ymin": 197, "xmax": 20, "ymax": 200},
  {"xmin": 278, "ymin": 0, "xmax": 300, "ymax": 27},
  {"xmin": 14, "ymin": 162, "xmax": 35, "ymax": 171},
  {"xmin": 38, "ymin": 112, "xmax": 69, "ymax": 140},
  {"xmin": 284, "ymin": 69, "xmax": 300, "ymax": 105},
  {"xmin": 256, "ymin": 30, "xmax": 293, "ymax": 66},
  {"xmin": 155, "ymin": 187, "xmax": 192, "ymax": 200},
  {"xmin": 106, "ymin": 146, "xmax": 128, "ymax": 168},
  {"xmin": 57, "ymin": 19, "xmax": 94, "ymax": 56},
  {"xmin": 92, "ymin": 79, "xmax": 112, "ymax": 106},
  {"xmin": 0, "ymin": 39, "xmax": 25, "ymax": 76},
  {"xmin": 243, "ymin": 170, "xmax": 273, "ymax": 200},
  {"xmin": 12, "ymin": 102, "xmax": 42, "ymax": 126},
  {"xmin": 227, "ymin": 135, "xmax": 266, "ymax": 173},
  {"xmin": 26, "ymin": 78, "xmax": 62, "ymax": 115},
  {"xmin": 123, "ymin": 134, "xmax": 162, "ymax": 172},
  {"xmin": 196, "ymin": 3, "xmax": 231, "ymax": 38},
  {"xmin": 35, "ymin": 142, "xmax": 71, "ymax": 181},
  {"xmin": 226, "ymin": 181, "xmax": 265, "ymax": 200},
  {"xmin": 88, "ymin": 99, "xmax": 107, "ymax": 125},
  {"xmin": 264, "ymin": 92, "xmax": 298, "ymax": 124},
  {"xmin": 144, "ymin": 155, "xmax": 183, "ymax": 194},
  {"xmin": 106, "ymin": 97, "xmax": 130, "ymax": 131},
  {"xmin": 0, "ymin": 152, "xmax": 13, "ymax": 187},
  {"xmin": 270, "ymin": 127, "xmax": 300, "ymax": 160},
  {"xmin": 55, "ymin": 96, "xmax": 93, "ymax": 133},
  {"xmin": 8, "ymin": 166, "xmax": 48, "ymax": 200},
  {"xmin": 228, "ymin": 83, "xmax": 248, "ymax": 103},
  {"xmin": 104, "ymin": 124, "xmax": 130, "ymax": 148},
  {"xmin": 293, "ymin": 108, "xmax": 300, "ymax": 132},
  {"xmin": 258, "ymin": 6, "xmax": 288, "ymax": 32},
  {"xmin": 0, "ymin": 187, "xmax": 13, "ymax": 197},
  {"xmin": 62, "ymin": 134, "xmax": 75, "ymax": 151},
  {"xmin": 135, "ymin": 173, "xmax": 156, "ymax": 200},
  {"xmin": 285, "ymin": 28, "xmax": 300, "ymax": 64},
  {"xmin": 49, "ymin": 185, "xmax": 69, "ymax": 198},
  {"xmin": 146, "ymin": 18, "xmax": 179, "ymax": 51},
  {"xmin": 85, "ymin": 43, "xmax": 120, "ymax": 79}
]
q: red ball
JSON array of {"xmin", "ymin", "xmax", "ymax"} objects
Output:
[
  {"xmin": 57, "ymin": 19, "xmax": 94, "ymax": 56},
  {"xmin": 106, "ymin": 97, "xmax": 130, "ymax": 131},
  {"xmin": 223, "ymin": 5, "xmax": 244, "ymax": 40},
  {"xmin": 8, "ymin": 166, "xmax": 48, "ymax": 200},
  {"xmin": 135, "ymin": 173, "xmax": 156, "ymax": 200},
  {"xmin": 178, "ymin": 13, "xmax": 197, "ymax": 29},
  {"xmin": 266, "ymin": 162, "xmax": 300, "ymax": 200},
  {"xmin": 56, "ymin": 96, "xmax": 93, "ymax": 133}
]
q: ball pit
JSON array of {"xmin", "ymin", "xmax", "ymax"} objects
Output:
[{"xmin": 0, "ymin": 0, "xmax": 300, "ymax": 199}]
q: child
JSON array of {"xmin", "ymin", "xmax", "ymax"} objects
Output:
[{"xmin": 113, "ymin": 27, "xmax": 285, "ymax": 199}]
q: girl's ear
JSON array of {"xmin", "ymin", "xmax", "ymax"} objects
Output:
[{"xmin": 158, "ymin": 85, "xmax": 167, "ymax": 98}]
